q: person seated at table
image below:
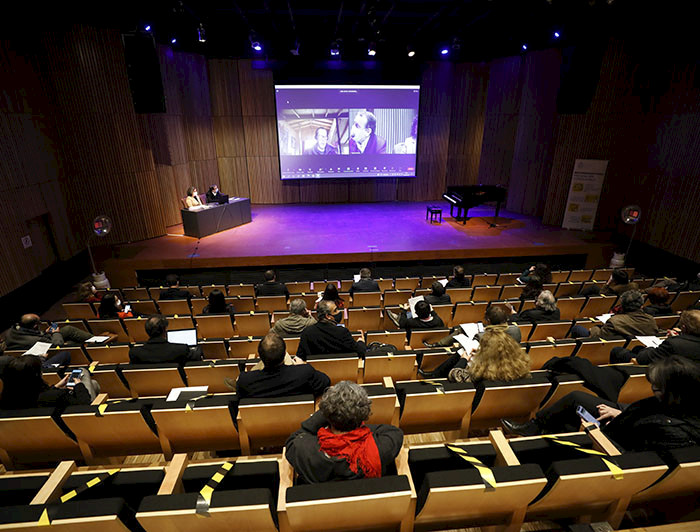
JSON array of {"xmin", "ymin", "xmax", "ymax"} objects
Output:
[
  {"xmin": 98, "ymin": 293, "xmax": 134, "ymax": 319},
  {"xmin": 508, "ymin": 290, "xmax": 560, "ymax": 323},
  {"xmin": 159, "ymin": 274, "xmax": 192, "ymax": 301},
  {"xmin": 316, "ymin": 283, "xmax": 345, "ymax": 310},
  {"xmin": 0, "ymin": 355, "xmax": 99, "ymax": 409},
  {"xmin": 285, "ymin": 381, "xmax": 404, "ymax": 483},
  {"xmin": 501, "ymin": 356, "xmax": 700, "ymax": 454},
  {"xmin": 202, "ymin": 289, "xmax": 235, "ymax": 317},
  {"xmin": 76, "ymin": 281, "xmax": 102, "ymax": 303},
  {"xmin": 424, "ymin": 282, "xmax": 451, "ymax": 306},
  {"xmin": 205, "ymin": 184, "xmax": 226, "ymax": 204},
  {"xmin": 445, "ymin": 265, "xmax": 471, "ymax": 288},
  {"xmin": 643, "ymin": 287, "xmax": 674, "ymax": 317},
  {"xmin": 128, "ymin": 315, "xmax": 202, "ymax": 365},
  {"xmin": 233, "ymin": 333, "xmax": 330, "ymax": 399},
  {"xmin": 184, "ymin": 186, "xmax": 202, "ymax": 208}
]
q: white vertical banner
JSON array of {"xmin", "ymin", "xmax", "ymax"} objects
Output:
[{"xmin": 562, "ymin": 159, "xmax": 608, "ymax": 230}]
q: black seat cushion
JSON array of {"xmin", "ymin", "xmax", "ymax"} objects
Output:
[
  {"xmin": 0, "ymin": 475, "xmax": 50, "ymax": 507},
  {"xmin": 409, "ymin": 443, "xmax": 497, "ymax": 490},
  {"xmin": 286, "ymin": 475, "xmax": 410, "ymax": 503},
  {"xmin": 61, "ymin": 470, "xmax": 164, "ymax": 510},
  {"xmin": 182, "ymin": 461, "xmax": 279, "ymax": 507}
]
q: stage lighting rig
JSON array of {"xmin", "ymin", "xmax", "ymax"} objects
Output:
[{"xmin": 197, "ymin": 24, "xmax": 206, "ymax": 43}]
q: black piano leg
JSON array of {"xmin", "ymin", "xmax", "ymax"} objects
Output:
[{"xmin": 488, "ymin": 201, "xmax": 502, "ymax": 228}]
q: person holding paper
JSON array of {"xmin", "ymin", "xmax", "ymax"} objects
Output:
[
  {"xmin": 128, "ymin": 316, "xmax": 202, "ymax": 365},
  {"xmin": 570, "ymin": 290, "xmax": 658, "ymax": 340},
  {"xmin": 610, "ymin": 310, "xmax": 700, "ymax": 365},
  {"xmin": 5, "ymin": 314, "xmax": 93, "ymax": 368},
  {"xmin": 502, "ymin": 356, "xmax": 700, "ymax": 455},
  {"xmin": 349, "ymin": 268, "xmax": 379, "ymax": 297},
  {"xmin": 385, "ymin": 300, "xmax": 444, "ymax": 343}
]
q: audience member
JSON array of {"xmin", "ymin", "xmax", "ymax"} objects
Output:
[
  {"xmin": 519, "ymin": 263, "xmax": 552, "ymax": 284},
  {"xmin": 285, "ymin": 381, "xmax": 403, "ymax": 483},
  {"xmin": 424, "ymin": 282, "xmax": 451, "ymax": 306},
  {"xmin": 509, "ymin": 290, "xmax": 560, "ymax": 323},
  {"xmin": 202, "ymin": 289, "xmax": 235, "ymax": 316},
  {"xmin": 423, "ymin": 306, "xmax": 521, "ymax": 351},
  {"xmin": 445, "ymin": 265, "xmax": 471, "ymax": 288},
  {"xmin": 128, "ymin": 315, "xmax": 202, "ymax": 365},
  {"xmin": 502, "ymin": 356, "xmax": 700, "ymax": 453},
  {"xmin": 601, "ymin": 268, "xmax": 639, "ymax": 296},
  {"xmin": 297, "ymin": 301, "xmax": 366, "ymax": 360},
  {"xmin": 234, "ymin": 333, "xmax": 330, "ymax": 399},
  {"xmin": 317, "ymin": 283, "xmax": 345, "ymax": 310},
  {"xmin": 349, "ymin": 268, "xmax": 380, "ymax": 297},
  {"xmin": 271, "ymin": 299, "xmax": 317, "ymax": 336},
  {"xmin": 448, "ymin": 328, "xmax": 530, "ymax": 384},
  {"xmin": 610, "ymin": 310, "xmax": 700, "ymax": 365},
  {"xmin": 386, "ymin": 300, "xmax": 444, "ymax": 335},
  {"xmin": 76, "ymin": 281, "xmax": 102, "ymax": 303},
  {"xmin": 159, "ymin": 274, "xmax": 192, "ymax": 301},
  {"xmin": 0, "ymin": 356, "xmax": 99, "ymax": 409},
  {"xmin": 5, "ymin": 314, "xmax": 92, "ymax": 368},
  {"xmin": 519, "ymin": 276, "xmax": 543, "ymax": 301},
  {"xmin": 98, "ymin": 293, "xmax": 134, "ymax": 319},
  {"xmin": 571, "ymin": 290, "xmax": 658, "ymax": 340},
  {"xmin": 420, "ymin": 306, "xmax": 522, "ymax": 377},
  {"xmin": 255, "ymin": 270, "xmax": 290, "ymax": 299},
  {"xmin": 643, "ymin": 287, "xmax": 674, "ymax": 316}
]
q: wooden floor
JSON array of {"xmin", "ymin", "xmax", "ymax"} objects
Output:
[{"xmin": 104, "ymin": 202, "xmax": 611, "ymax": 286}]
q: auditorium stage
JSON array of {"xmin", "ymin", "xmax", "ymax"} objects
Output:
[{"xmin": 103, "ymin": 202, "xmax": 611, "ymax": 286}]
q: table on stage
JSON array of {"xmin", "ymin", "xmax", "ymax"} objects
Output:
[{"xmin": 181, "ymin": 197, "xmax": 251, "ymax": 238}]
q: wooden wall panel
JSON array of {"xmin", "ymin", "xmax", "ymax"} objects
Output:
[
  {"xmin": 213, "ymin": 116, "xmax": 246, "ymax": 157},
  {"xmin": 507, "ymin": 49, "xmax": 562, "ymax": 216},
  {"xmin": 238, "ymin": 60, "xmax": 276, "ymax": 117},
  {"xmin": 209, "ymin": 60, "xmax": 242, "ymax": 117},
  {"xmin": 217, "ymin": 157, "xmax": 250, "ymax": 198},
  {"xmin": 248, "ymin": 157, "xmax": 299, "ymax": 204},
  {"xmin": 243, "ymin": 116, "xmax": 279, "ymax": 157}
]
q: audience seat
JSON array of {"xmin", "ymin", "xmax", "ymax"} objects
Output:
[
  {"xmin": 306, "ymin": 353, "xmax": 360, "ymax": 385},
  {"xmin": 592, "ymin": 268, "xmax": 614, "ymax": 281},
  {"xmin": 417, "ymin": 348, "xmax": 454, "ymax": 372},
  {"xmin": 550, "ymin": 271, "xmax": 570, "ymax": 283},
  {"xmin": 497, "ymin": 273, "xmax": 520, "ymax": 285},
  {"xmin": 351, "ymin": 292, "xmax": 382, "ymax": 307},
  {"xmin": 199, "ymin": 339, "xmax": 229, "ymax": 359},
  {"xmin": 408, "ymin": 328, "xmax": 451, "ymax": 349},
  {"xmin": 578, "ymin": 295, "xmax": 617, "ymax": 319},
  {"xmin": 614, "ymin": 365, "xmax": 654, "ymax": 404},
  {"xmin": 363, "ymin": 380, "xmax": 400, "ymax": 426},
  {"xmin": 671, "ymin": 291, "xmax": 700, "ymax": 312},
  {"xmin": 383, "ymin": 289, "xmax": 412, "ymax": 307},
  {"xmin": 228, "ymin": 337, "xmax": 261, "ymax": 358},
  {"xmin": 499, "ymin": 285, "xmax": 523, "ymax": 300},
  {"xmin": 228, "ymin": 284, "xmax": 255, "ymax": 297},
  {"xmin": 233, "ymin": 312, "xmax": 270, "ymax": 337},
  {"xmin": 128, "ymin": 299, "xmax": 159, "ymax": 316},
  {"xmin": 575, "ymin": 338, "xmax": 626, "ymax": 365},
  {"xmin": 431, "ymin": 304, "xmax": 453, "ymax": 327},
  {"xmin": 228, "ymin": 295, "xmax": 256, "ymax": 312},
  {"xmin": 394, "ymin": 277, "xmax": 420, "ymax": 291},
  {"xmin": 556, "ymin": 296, "xmax": 586, "ymax": 320},
  {"xmin": 157, "ymin": 299, "xmax": 191, "ymax": 316},
  {"xmin": 631, "ymin": 446, "xmax": 700, "ymax": 504},
  {"xmin": 183, "ymin": 360, "xmax": 242, "ymax": 393},
  {"xmin": 347, "ymin": 307, "xmax": 382, "ymax": 330},
  {"xmin": 90, "ymin": 364, "xmax": 132, "ymax": 398},
  {"xmin": 554, "ymin": 283, "xmax": 583, "ymax": 298},
  {"xmin": 526, "ymin": 341, "xmax": 577, "ymax": 370},
  {"xmin": 201, "ymin": 284, "xmax": 227, "ymax": 297},
  {"xmin": 196, "ymin": 314, "xmax": 235, "ymax": 339},
  {"xmin": 445, "ymin": 287, "xmax": 471, "ymax": 303},
  {"xmin": 122, "ymin": 287, "xmax": 150, "ymax": 300},
  {"xmin": 256, "ymin": 295, "xmax": 289, "ymax": 313},
  {"xmin": 366, "ymin": 330, "xmax": 408, "ymax": 350},
  {"xmin": 85, "ymin": 344, "xmax": 130, "ymax": 364},
  {"xmin": 237, "ymin": 395, "xmax": 315, "ymax": 455},
  {"xmin": 62, "ymin": 302, "xmax": 96, "ymax": 320},
  {"xmin": 539, "ymin": 373, "xmax": 589, "ymax": 410},
  {"xmin": 87, "ymin": 318, "xmax": 130, "ymax": 343},
  {"xmin": 528, "ymin": 322, "xmax": 572, "ymax": 342},
  {"xmin": 362, "ymin": 351, "xmax": 417, "ymax": 384},
  {"xmin": 451, "ymin": 302, "xmax": 488, "ymax": 326},
  {"xmin": 377, "ymin": 278, "xmax": 394, "ymax": 291},
  {"xmin": 472, "ymin": 273, "xmax": 498, "ymax": 286},
  {"xmin": 123, "ymin": 316, "xmax": 152, "ymax": 342},
  {"xmin": 286, "ymin": 281, "xmax": 310, "ymax": 294},
  {"xmin": 568, "ymin": 269, "xmax": 594, "ymax": 282},
  {"xmin": 120, "ymin": 363, "xmax": 186, "ymax": 398},
  {"xmin": 655, "ymin": 314, "xmax": 680, "ymax": 330}
]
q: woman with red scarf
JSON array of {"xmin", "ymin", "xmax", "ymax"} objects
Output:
[{"xmin": 285, "ymin": 381, "xmax": 403, "ymax": 483}]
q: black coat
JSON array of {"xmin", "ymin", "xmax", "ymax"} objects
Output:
[
  {"xmin": 128, "ymin": 337, "xmax": 199, "ymax": 365},
  {"xmin": 255, "ymin": 281, "xmax": 290, "ymax": 298},
  {"xmin": 236, "ymin": 364, "xmax": 330, "ymax": 400},
  {"xmin": 159, "ymin": 287, "xmax": 192, "ymax": 301},
  {"xmin": 398, "ymin": 311, "xmax": 444, "ymax": 331},
  {"xmin": 349, "ymin": 278, "xmax": 380, "ymax": 296},
  {"xmin": 285, "ymin": 411, "xmax": 403, "ymax": 483},
  {"xmin": 514, "ymin": 307, "xmax": 561, "ymax": 323},
  {"xmin": 643, "ymin": 304, "xmax": 675, "ymax": 317},
  {"xmin": 445, "ymin": 278, "xmax": 470, "ymax": 288},
  {"xmin": 542, "ymin": 356, "xmax": 627, "ymax": 402},
  {"xmin": 424, "ymin": 294, "xmax": 452, "ymax": 306},
  {"xmin": 297, "ymin": 320, "xmax": 366, "ymax": 360},
  {"xmin": 635, "ymin": 334, "xmax": 700, "ymax": 365}
]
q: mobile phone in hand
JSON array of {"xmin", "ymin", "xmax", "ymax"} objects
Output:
[
  {"xmin": 66, "ymin": 369, "xmax": 82, "ymax": 388},
  {"xmin": 124, "ymin": 304, "xmax": 132, "ymax": 313},
  {"xmin": 576, "ymin": 405, "xmax": 600, "ymax": 426}
]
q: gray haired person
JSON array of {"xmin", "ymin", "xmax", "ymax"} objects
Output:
[
  {"xmin": 285, "ymin": 381, "xmax": 403, "ymax": 483},
  {"xmin": 270, "ymin": 298, "xmax": 317, "ymax": 337},
  {"xmin": 508, "ymin": 290, "xmax": 560, "ymax": 323},
  {"xmin": 571, "ymin": 290, "xmax": 659, "ymax": 340}
]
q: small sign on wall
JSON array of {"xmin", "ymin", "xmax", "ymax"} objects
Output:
[
  {"xmin": 562, "ymin": 159, "xmax": 608, "ymax": 231},
  {"xmin": 21, "ymin": 235, "xmax": 33, "ymax": 249}
]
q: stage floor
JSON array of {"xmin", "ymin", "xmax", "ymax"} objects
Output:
[{"xmin": 105, "ymin": 202, "xmax": 610, "ymax": 286}]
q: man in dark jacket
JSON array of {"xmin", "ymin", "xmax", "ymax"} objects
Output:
[
  {"xmin": 445, "ymin": 265, "xmax": 471, "ymax": 288},
  {"xmin": 610, "ymin": 310, "xmax": 700, "ymax": 364},
  {"xmin": 349, "ymin": 268, "xmax": 380, "ymax": 297},
  {"xmin": 297, "ymin": 301, "xmax": 366, "ymax": 360},
  {"xmin": 386, "ymin": 300, "xmax": 444, "ymax": 338},
  {"xmin": 286, "ymin": 381, "xmax": 403, "ymax": 483},
  {"xmin": 255, "ymin": 270, "xmax": 290, "ymax": 299},
  {"xmin": 158, "ymin": 274, "xmax": 192, "ymax": 301},
  {"xmin": 234, "ymin": 333, "xmax": 330, "ymax": 399},
  {"xmin": 424, "ymin": 282, "xmax": 451, "ymax": 306},
  {"xmin": 128, "ymin": 315, "xmax": 201, "ymax": 365}
]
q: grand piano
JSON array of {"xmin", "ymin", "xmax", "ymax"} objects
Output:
[{"xmin": 442, "ymin": 185, "xmax": 507, "ymax": 224}]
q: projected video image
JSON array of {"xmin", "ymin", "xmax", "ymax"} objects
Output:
[{"xmin": 275, "ymin": 85, "xmax": 420, "ymax": 179}]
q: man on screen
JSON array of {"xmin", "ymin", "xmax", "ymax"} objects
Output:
[
  {"xmin": 349, "ymin": 110, "xmax": 386, "ymax": 154},
  {"xmin": 304, "ymin": 128, "xmax": 338, "ymax": 155}
]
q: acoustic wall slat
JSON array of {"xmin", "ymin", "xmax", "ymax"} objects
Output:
[
  {"xmin": 298, "ymin": 179, "xmax": 347, "ymax": 204},
  {"xmin": 213, "ymin": 116, "xmax": 246, "ymax": 157},
  {"xmin": 247, "ymin": 157, "xmax": 299, "ymax": 204},
  {"xmin": 477, "ymin": 56, "xmax": 523, "ymax": 188},
  {"xmin": 155, "ymin": 164, "xmax": 181, "ymax": 227},
  {"xmin": 242, "ymin": 116, "xmax": 279, "ymax": 158},
  {"xmin": 208, "ymin": 59, "xmax": 242, "ymax": 117},
  {"xmin": 238, "ymin": 60, "xmax": 276, "ymax": 117},
  {"xmin": 217, "ymin": 156, "xmax": 250, "ymax": 199},
  {"xmin": 507, "ymin": 49, "xmax": 562, "ymax": 217}
]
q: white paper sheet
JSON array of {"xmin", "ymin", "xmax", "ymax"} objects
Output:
[
  {"xmin": 85, "ymin": 336, "xmax": 110, "ymax": 343},
  {"xmin": 636, "ymin": 336, "xmax": 663, "ymax": 348},
  {"xmin": 459, "ymin": 322, "xmax": 483, "ymax": 339},
  {"xmin": 166, "ymin": 386, "xmax": 209, "ymax": 402},
  {"xmin": 596, "ymin": 313, "xmax": 613, "ymax": 323},
  {"xmin": 438, "ymin": 279, "xmax": 448, "ymax": 287},
  {"xmin": 408, "ymin": 296, "xmax": 424, "ymax": 316},
  {"xmin": 453, "ymin": 334, "xmax": 480, "ymax": 354},
  {"xmin": 353, "ymin": 274, "xmax": 361, "ymax": 282},
  {"xmin": 23, "ymin": 342, "xmax": 52, "ymax": 356}
]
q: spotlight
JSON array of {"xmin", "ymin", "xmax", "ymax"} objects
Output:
[
  {"xmin": 197, "ymin": 24, "xmax": 206, "ymax": 43},
  {"xmin": 440, "ymin": 48, "xmax": 449, "ymax": 55},
  {"xmin": 554, "ymin": 31, "xmax": 560, "ymax": 38},
  {"xmin": 252, "ymin": 41, "xmax": 262, "ymax": 51},
  {"xmin": 408, "ymin": 50, "xmax": 415, "ymax": 57},
  {"xmin": 144, "ymin": 24, "xmax": 151, "ymax": 32},
  {"xmin": 330, "ymin": 41, "xmax": 340, "ymax": 56},
  {"xmin": 367, "ymin": 43, "xmax": 376, "ymax": 56},
  {"xmin": 522, "ymin": 44, "xmax": 528, "ymax": 50},
  {"xmin": 171, "ymin": 38, "xmax": 177, "ymax": 44}
]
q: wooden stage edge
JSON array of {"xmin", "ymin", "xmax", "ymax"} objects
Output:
[{"xmin": 102, "ymin": 202, "xmax": 613, "ymax": 287}]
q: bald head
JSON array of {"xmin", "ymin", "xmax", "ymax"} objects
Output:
[{"xmin": 20, "ymin": 314, "xmax": 41, "ymax": 330}]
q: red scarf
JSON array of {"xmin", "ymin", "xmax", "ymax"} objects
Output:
[{"xmin": 317, "ymin": 425, "xmax": 382, "ymax": 478}]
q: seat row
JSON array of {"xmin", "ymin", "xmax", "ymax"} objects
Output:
[
  {"xmin": 0, "ymin": 363, "xmax": 653, "ymax": 468},
  {"xmin": 1, "ymin": 429, "xmax": 699, "ymax": 532}
]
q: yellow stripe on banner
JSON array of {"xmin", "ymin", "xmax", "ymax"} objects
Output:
[
  {"xmin": 60, "ymin": 490, "xmax": 78, "ymax": 503},
  {"xmin": 222, "ymin": 462, "xmax": 233, "ymax": 471},
  {"xmin": 37, "ymin": 508, "xmax": 51, "ymax": 526},
  {"xmin": 86, "ymin": 477, "xmax": 101, "ymax": 488},
  {"xmin": 543, "ymin": 436, "xmax": 623, "ymax": 480},
  {"xmin": 445, "ymin": 445, "xmax": 496, "ymax": 490},
  {"xmin": 602, "ymin": 458, "xmax": 625, "ymax": 480},
  {"xmin": 212, "ymin": 472, "xmax": 224, "ymax": 483},
  {"xmin": 199, "ymin": 485, "xmax": 214, "ymax": 504},
  {"xmin": 473, "ymin": 464, "xmax": 497, "ymax": 488}
]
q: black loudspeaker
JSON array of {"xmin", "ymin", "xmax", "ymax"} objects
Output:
[
  {"xmin": 122, "ymin": 33, "xmax": 166, "ymax": 113},
  {"xmin": 556, "ymin": 43, "xmax": 606, "ymax": 114}
]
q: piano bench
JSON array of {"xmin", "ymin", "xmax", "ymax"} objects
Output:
[{"xmin": 426, "ymin": 205, "xmax": 442, "ymax": 224}]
